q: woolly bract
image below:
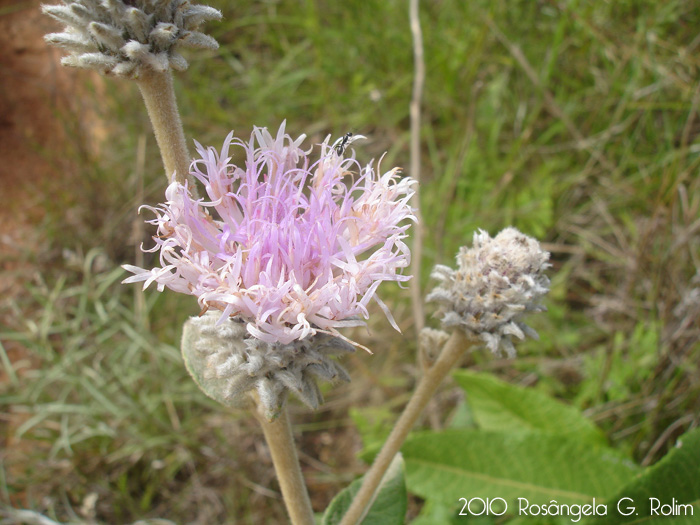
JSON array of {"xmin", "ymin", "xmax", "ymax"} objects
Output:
[
  {"xmin": 43, "ymin": 0, "xmax": 221, "ymax": 77},
  {"xmin": 428, "ymin": 227, "xmax": 550, "ymax": 356}
]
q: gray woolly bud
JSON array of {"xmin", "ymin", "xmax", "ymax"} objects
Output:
[
  {"xmin": 182, "ymin": 313, "xmax": 354, "ymax": 420},
  {"xmin": 88, "ymin": 21, "xmax": 125, "ymax": 51},
  {"xmin": 45, "ymin": 32, "xmax": 93, "ymax": 53},
  {"xmin": 153, "ymin": 0, "xmax": 176, "ymax": 23},
  {"xmin": 68, "ymin": 3, "xmax": 92, "ymax": 22},
  {"xmin": 62, "ymin": 52, "xmax": 118, "ymax": 71},
  {"xmin": 183, "ymin": 5, "xmax": 223, "ymax": 30},
  {"xmin": 180, "ymin": 31, "xmax": 219, "ymax": 50},
  {"xmin": 42, "ymin": 0, "xmax": 222, "ymax": 78},
  {"xmin": 149, "ymin": 51, "xmax": 170, "ymax": 72},
  {"xmin": 149, "ymin": 22, "xmax": 179, "ymax": 49},
  {"xmin": 426, "ymin": 227, "xmax": 551, "ymax": 357},
  {"xmin": 43, "ymin": 5, "xmax": 84, "ymax": 28},
  {"xmin": 121, "ymin": 40, "xmax": 150, "ymax": 60},
  {"xmin": 110, "ymin": 60, "xmax": 137, "ymax": 77},
  {"xmin": 125, "ymin": 7, "xmax": 150, "ymax": 42},
  {"xmin": 169, "ymin": 52, "xmax": 188, "ymax": 71},
  {"xmin": 102, "ymin": 0, "xmax": 126, "ymax": 19}
]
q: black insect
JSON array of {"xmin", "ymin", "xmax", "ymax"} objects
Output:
[{"xmin": 334, "ymin": 132, "xmax": 353, "ymax": 155}]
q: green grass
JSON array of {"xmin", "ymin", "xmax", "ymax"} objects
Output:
[
  {"xmin": 0, "ymin": 251, "xmax": 296, "ymax": 522},
  {"xmin": 2, "ymin": 0, "xmax": 700, "ymax": 522}
]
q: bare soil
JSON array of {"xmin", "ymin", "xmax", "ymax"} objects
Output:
[
  {"xmin": 0, "ymin": 0, "xmax": 77, "ymax": 300},
  {"xmin": 0, "ymin": 0, "xmax": 101, "ymax": 507}
]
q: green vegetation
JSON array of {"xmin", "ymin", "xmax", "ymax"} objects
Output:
[{"xmin": 2, "ymin": 0, "xmax": 699, "ymax": 522}]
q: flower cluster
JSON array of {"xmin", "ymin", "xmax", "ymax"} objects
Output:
[
  {"xmin": 427, "ymin": 227, "xmax": 550, "ymax": 356},
  {"xmin": 124, "ymin": 122, "xmax": 416, "ymax": 344},
  {"xmin": 184, "ymin": 312, "xmax": 354, "ymax": 419},
  {"xmin": 42, "ymin": 0, "xmax": 221, "ymax": 78}
]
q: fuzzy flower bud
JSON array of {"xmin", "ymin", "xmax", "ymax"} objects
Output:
[
  {"xmin": 427, "ymin": 227, "xmax": 551, "ymax": 357},
  {"xmin": 182, "ymin": 312, "xmax": 354, "ymax": 419},
  {"xmin": 42, "ymin": 0, "xmax": 222, "ymax": 78}
]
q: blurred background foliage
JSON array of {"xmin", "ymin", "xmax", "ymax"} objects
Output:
[{"xmin": 1, "ymin": 0, "xmax": 699, "ymax": 522}]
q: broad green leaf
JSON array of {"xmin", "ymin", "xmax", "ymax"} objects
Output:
[
  {"xmin": 322, "ymin": 453, "xmax": 407, "ymax": 525},
  {"xmin": 412, "ymin": 499, "xmax": 576, "ymax": 524},
  {"xmin": 181, "ymin": 318, "xmax": 238, "ymax": 408},
  {"xmin": 447, "ymin": 396, "xmax": 476, "ymax": 429},
  {"xmin": 454, "ymin": 370, "xmax": 606, "ymax": 445},
  {"xmin": 410, "ymin": 499, "xmax": 467, "ymax": 525},
  {"xmin": 402, "ymin": 429, "xmax": 638, "ymax": 509},
  {"xmin": 585, "ymin": 428, "xmax": 700, "ymax": 524}
]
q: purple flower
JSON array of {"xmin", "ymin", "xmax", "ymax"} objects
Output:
[{"xmin": 123, "ymin": 122, "xmax": 416, "ymax": 345}]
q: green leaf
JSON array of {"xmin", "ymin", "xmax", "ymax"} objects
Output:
[
  {"xmin": 410, "ymin": 499, "xmax": 466, "ymax": 525},
  {"xmin": 322, "ymin": 453, "xmax": 407, "ymax": 525},
  {"xmin": 181, "ymin": 318, "xmax": 238, "ymax": 408},
  {"xmin": 447, "ymin": 396, "xmax": 476, "ymax": 429},
  {"xmin": 453, "ymin": 370, "xmax": 606, "ymax": 445},
  {"xmin": 402, "ymin": 429, "xmax": 638, "ymax": 508},
  {"xmin": 584, "ymin": 428, "xmax": 700, "ymax": 524}
]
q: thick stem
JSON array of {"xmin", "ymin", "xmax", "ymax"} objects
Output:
[
  {"xmin": 255, "ymin": 407, "xmax": 316, "ymax": 525},
  {"xmin": 339, "ymin": 330, "xmax": 471, "ymax": 525},
  {"xmin": 135, "ymin": 69, "xmax": 193, "ymax": 189}
]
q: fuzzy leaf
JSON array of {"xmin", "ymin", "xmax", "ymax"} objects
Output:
[{"xmin": 181, "ymin": 317, "xmax": 240, "ymax": 408}]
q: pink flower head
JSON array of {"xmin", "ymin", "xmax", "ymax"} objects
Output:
[{"xmin": 123, "ymin": 122, "xmax": 416, "ymax": 345}]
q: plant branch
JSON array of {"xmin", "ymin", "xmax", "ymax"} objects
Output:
[
  {"xmin": 255, "ymin": 406, "xmax": 316, "ymax": 525},
  {"xmin": 409, "ymin": 0, "xmax": 426, "ymax": 336},
  {"xmin": 339, "ymin": 330, "xmax": 471, "ymax": 525},
  {"xmin": 136, "ymin": 69, "xmax": 196, "ymax": 193}
]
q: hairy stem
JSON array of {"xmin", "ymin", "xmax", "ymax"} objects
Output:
[
  {"xmin": 339, "ymin": 330, "xmax": 471, "ymax": 525},
  {"xmin": 409, "ymin": 0, "xmax": 426, "ymax": 337},
  {"xmin": 255, "ymin": 407, "xmax": 315, "ymax": 525},
  {"xmin": 136, "ymin": 69, "xmax": 194, "ymax": 191}
]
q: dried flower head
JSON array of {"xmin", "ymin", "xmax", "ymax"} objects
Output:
[
  {"xmin": 42, "ymin": 0, "xmax": 221, "ymax": 78},
  {"xmin": 183, "ymin": 312, "xmax": 354, "ymax": 419},
  {"xmin": 124, "ymin": 122, "xmax": 416, "ymax": 345},
  {"xmin": 427, "ymin": 227, "xmax": 551, "ymax": 357}
]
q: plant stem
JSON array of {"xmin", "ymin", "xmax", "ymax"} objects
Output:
[
  {"xmin": 135, "ymin": 69, "xmax": 194, "ymax": 190},
  {"xmin": 339, "ymin": 330, "xmax": 471, "ymax": 525},
  {"xmin": 409, "ymin": 0, "xmax": 426, "ymax": 337},
  {"xmin": 255, "ymin": 407, "xmax": 316, "ymax": 525}
]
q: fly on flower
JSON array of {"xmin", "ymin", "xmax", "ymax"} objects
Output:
[{"xmin": 123, "ymin": 122, "xmax": 416, "ymax": 347}]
